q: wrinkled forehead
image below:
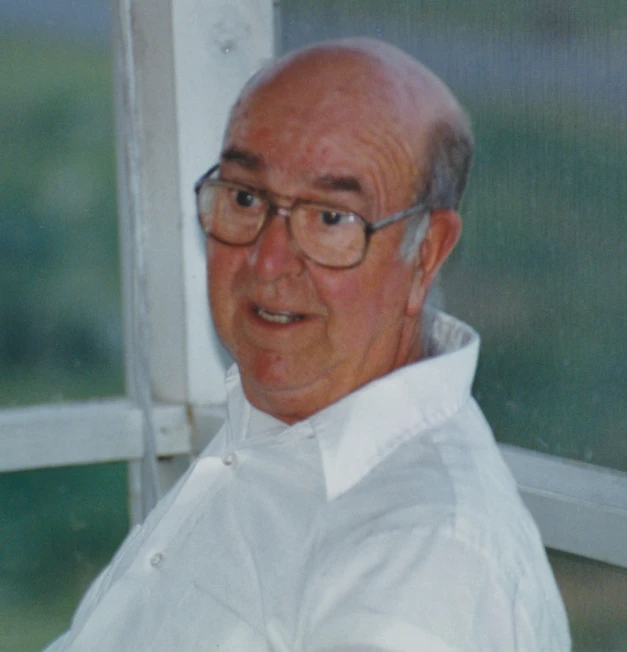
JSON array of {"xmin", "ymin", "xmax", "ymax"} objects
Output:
[
  {"xmin": 227, "ymin": 85, "xmax": 403, "ymax": 160},
  {"xmin": 223, "ymin": 86, "xmax": 415, "ymax": 211},
  {"xmin": 221, "ymin": 42, "xmax": 461, "ymax": 208},
  {"xmin": 229, "ymin": 51, "xmax": 405, "ymax": 135},
  {"xmin": 228, "ymin": 51, "xmax": 409, "ymax": 160},
  {"xmin": 256, "ymin": 45, "xmax": 403, "ymax": 99},
  {"xmin": 227, "ymin": 42, "xmax": 457, "ymax": 153},
  {"xmin": 228, "ymin": 41, "xmax": 456, "ymax": 129}
]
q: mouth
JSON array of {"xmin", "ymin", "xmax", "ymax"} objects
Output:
[{"xmin": 253, "ymin": 305, "xmax": 305, "ymax": 325}]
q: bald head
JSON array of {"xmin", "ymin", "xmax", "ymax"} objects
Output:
[{"xmin": 225, "ymin": 38, "xmax": 473, "ymax": 236}]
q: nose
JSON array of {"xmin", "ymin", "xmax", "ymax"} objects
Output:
[{"xmin": 248, "ymin": 209, "xmax": 304, "ymax": 280}]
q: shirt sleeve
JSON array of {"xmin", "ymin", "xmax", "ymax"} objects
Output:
[
  {"xmin": 42, "ymin": 632, "xmax": 69, "ymax": 652},
  {"xmin": 295, "ymin": 526, "xmax": 566, "ymax": 652},
  {"xmin": 42, "ymin": 425, "xmax": 233, "ymax": 650}
]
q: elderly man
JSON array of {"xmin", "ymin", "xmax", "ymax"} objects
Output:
[{"xmin": 47, "ymin": 39, "xmax": 570, "ymax": 650}]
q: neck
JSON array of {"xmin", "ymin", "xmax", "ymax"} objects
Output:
[{"xmin": 393, "ymin": 312, "xmax": 423, "ymax": 369}]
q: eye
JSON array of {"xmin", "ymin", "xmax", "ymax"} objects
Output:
[
  {"xmin": 320, "ymin": 210, "xmax": 349, "ymax": 226},
  {"xmin": 234, "ymin": 190, "xmax": 258, "ymax": 208}
]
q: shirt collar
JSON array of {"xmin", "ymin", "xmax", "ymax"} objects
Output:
[
  {"xmin": 311, "ymin": 310, "xmax": 480, "ymax": 500},
  {"xmin": 224, "ymin": 365, "xmax": 288, "ymax": 446},
  {"xmin": 224, "ymin": 310, "xmax": 480, "ymax": 500}
]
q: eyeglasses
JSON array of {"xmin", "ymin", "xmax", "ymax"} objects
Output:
[{"xmin": 195, "ymin": 164, "xmax": 429, "ymax": 269}]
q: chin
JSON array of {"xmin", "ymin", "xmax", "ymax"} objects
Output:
[
  {"xmin": 240, "ymin": 375, "xmax": 313, "ymax": 424},
  {"xmin": 247, "ymin": 359, "xmax": 312, "ymax": 392}
]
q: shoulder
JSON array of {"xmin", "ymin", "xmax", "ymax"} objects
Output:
[
  {"xmin": 298, "ymin": 408, "xmax": 570, "ymax": 650},
  {"xmin": 317, "ymin": 397, "xmax": 519, "ymax": 546},
  {"xmin": 54, "ymin": 425, "xmax": 232, "ymax": 644},
  {"xmin": 298, "ymin": 521, "xmax": 569, "ymax": 650}
]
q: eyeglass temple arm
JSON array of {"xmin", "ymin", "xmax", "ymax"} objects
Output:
[
  {"xmin": 366, "ymin": 203, "xmax": 429, "ymax": 235},
  {"xmin": 194, "ymin": 164, "xmax": 221, "ymax": 194}
]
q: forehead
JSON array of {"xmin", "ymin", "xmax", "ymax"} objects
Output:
[{"xmin": 223, "ymin": 66, "xmax": 418, "ymax": 207}]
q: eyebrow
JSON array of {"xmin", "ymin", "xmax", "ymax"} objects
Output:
[
  {"xmin": 220, "ymin": 147, "xmax": 263, "ymax": 169},
  {"xmin": 313, "ymin": 174, "xmax": 363, "ymax": 193},
  {"xmin": 221, "ymin": 148, "xmax": 363, "ymax": 194}
]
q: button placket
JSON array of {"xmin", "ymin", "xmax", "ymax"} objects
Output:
[
  {"xmin": 149, "ymin": 552, "xmax": 164, "ymax": 568},
  {"xmin": 222, "ymin": 452, "xmax": 237, "ymax": 466}
]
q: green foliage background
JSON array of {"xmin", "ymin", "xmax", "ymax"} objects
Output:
[
  {"xmin": 1, "ymin": 31, "xmax": 127, "ymax": 650},
  {"xmin": 1, "ymin": 32, "xmax": 123, "ymax": 406},
  {"xmin": 450, "ymin": 96, "xmax": 626, "ymax": 469}
]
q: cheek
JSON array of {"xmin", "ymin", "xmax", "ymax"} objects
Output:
[
  {"xmin": 207, "ymin": 243, "xmax": 244, "ymax": 333},
  {"xmin": 208, "ymin": 239, "xmax": 243, "ymax": 286},
  {"xmin": 207, "ymin": 243, "xmax": 223, "ymax": 308},
  {"xmin": 314, "ymin": 262, "xmax": 409, "ymax": 341}
]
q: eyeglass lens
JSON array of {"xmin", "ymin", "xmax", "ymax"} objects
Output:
[{"xmin": 198, "ymin": 181, "xmax": 367, "ymax": 268}]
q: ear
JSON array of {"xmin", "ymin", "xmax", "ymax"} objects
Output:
[{"xmin": 406, "ymin": 209, "xmax": 461, "ymax": 316}]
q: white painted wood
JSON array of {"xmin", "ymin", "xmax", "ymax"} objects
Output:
[
  {"xmin": 172, "ymin": 0, "xmax": 275, "ymax": 405},
  {"xmin": 128, "ymin": 460, "xmax": 144, "ymax": 527},
  {"xmin": 112, "ymin": 0, "xmax": 145, "ymax": 525},
  {"xmin": 155, "ymin": 404, "xmax": 195, "ymax": 456},
  {"xmin": 113, "ymin": 0, "xmax": 188, "ymax": 406},
  {"xmin": 0, "ymin": 400, "xmax": 142, "ymax": 472},
  {"xmin": 113, "ymin": 0, "xmax": 186, "ymax": 518},
  {"xmin": 501, "ymin": 444, "xmax": 627, "ymax": 510},
  {"xmin": 524, "ymin": 491, "xmax": 627, "ymax": 568},
  {"xmin": 500, "ymin": 444, "xmax": 627, "ymax": 568},
  {"xmin": 0, "ymin": 401, "xmax": 192, "ymax": 472}
]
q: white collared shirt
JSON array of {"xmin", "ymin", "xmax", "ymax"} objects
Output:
[{"xmin": 46, "ymin": 311, "xmax": 570, "ymax": 651}]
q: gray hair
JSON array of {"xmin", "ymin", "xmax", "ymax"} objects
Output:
[{"xmin": 400, "ymin": 116, "xmax": 474, "ymax": 260}]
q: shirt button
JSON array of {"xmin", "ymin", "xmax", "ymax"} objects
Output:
[
  {"xmin": 150, "ymin": 552, "xmax": 164, "ymax": 568},
  {"xmin": 222, "ymin": 452, "xmax": 237, "ymax": 466}
]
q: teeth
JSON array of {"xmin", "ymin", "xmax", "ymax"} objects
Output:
[{"xmin": 254, "ymin": 306, "xmax": 303, "ymax": 324}]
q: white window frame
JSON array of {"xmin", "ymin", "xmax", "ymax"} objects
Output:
[{"xmin": 0, "ymin": 0, "xmax": 625, "ymax": 569}]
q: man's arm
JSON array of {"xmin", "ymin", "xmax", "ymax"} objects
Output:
[{"xmin": 295, "ymin": 525, "xmax": 569, "ymax": 652}]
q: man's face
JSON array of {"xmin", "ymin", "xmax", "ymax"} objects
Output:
[{"xmin": 207, "ymin": 58, "xmax": 428, "ymax": 423}]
